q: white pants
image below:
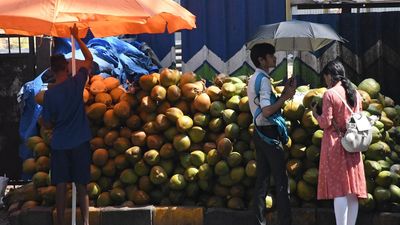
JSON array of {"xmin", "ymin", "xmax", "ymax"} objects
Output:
[{"xmin": 334, "ymin": 194, "xmax": 359, "ymax": 225}]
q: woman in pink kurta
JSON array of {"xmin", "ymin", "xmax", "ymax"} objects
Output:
[{"xmin": 312, "ymin": 60, "xmax": 367, "ymax": 225}]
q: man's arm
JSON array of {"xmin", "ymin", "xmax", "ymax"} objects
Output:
[
  {"xmin": 261, "ymin": 97, "xmax": 288, "ymax": 118},
  {"xmin": 70, "ymin": 24, "xmax": 93, "ymax": 71},
  {"xmin": 261, "ymin": 78, "xmax": 297, "ymax": 118},
  {"xmin": 38, "ymin": 117, "xmax": 53, "ymax": 129},
  {"xmin": 68, "ymin": 60, "xmax": 89, "ymax": 74}
]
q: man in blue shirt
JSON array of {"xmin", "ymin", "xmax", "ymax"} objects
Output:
[
  {"xmin": 247, "ymin": 43, "xmax": 296, "ymax": 225},
  {"xmin": 41, "ymin": 24, "xmax": 93, "ymax": 225}
]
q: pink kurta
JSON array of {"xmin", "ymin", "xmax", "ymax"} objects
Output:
[{"xmin": 315, "ymin": 83, "xmax": 367, "ymax": 200}]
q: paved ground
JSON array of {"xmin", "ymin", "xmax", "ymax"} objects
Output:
[{"xmin": 0, "ymin": 209, "xmax": 10, "ymax": 225}]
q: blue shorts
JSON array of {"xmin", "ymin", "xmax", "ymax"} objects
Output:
[{"xmin": 50, "ymin": 141, "xmax": 91, "ymax": 185}]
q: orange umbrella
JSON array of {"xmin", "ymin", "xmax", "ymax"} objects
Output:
[
  {"xmin": 0, "ymin": 1, "xmax": 195, "ymax": 224},
  {"xmin": 0, "ymin": 0, "xmax": 196, "ymax": 38}
]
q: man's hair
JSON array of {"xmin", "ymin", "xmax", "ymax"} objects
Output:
[
  {"xmin": 250, "ymin": 43, "xmax": 275, "ymax": 68},
  {"xmin": 50, "ymin": 54, "xmax": 68, "ymax": 73}
]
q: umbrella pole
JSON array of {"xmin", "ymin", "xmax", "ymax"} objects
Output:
[
  {"xmin": 72, "ymin": 183, "xmax": 77, "ymax": 225},
  {"xmin": 71, "ymin": 35, "xmax": 76, "ymax": 76},
  {"xmin": 287, "ymin": 51, "xmax": 294, "ymax": 79},
  {"xmin": 71, "ymin": 35, "xmax": 77, "ymax": 225}
]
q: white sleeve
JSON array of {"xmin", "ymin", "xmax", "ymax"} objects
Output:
[{"xmin": 259, "ymin": 77, "xmax": 272, "ymax": 108}]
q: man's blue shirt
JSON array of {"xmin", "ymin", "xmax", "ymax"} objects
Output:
[{"xmin": 42, "ymin": 68, "xmax": 92, "ymax": 150}]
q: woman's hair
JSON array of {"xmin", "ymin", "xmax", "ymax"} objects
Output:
[
  {"xmin": 322, "ymin": 60, "xmax": 356, "ymax": 107},
  {"xmin": 250, "ymin": 43, "xmax": 275, "ymax": 68}
]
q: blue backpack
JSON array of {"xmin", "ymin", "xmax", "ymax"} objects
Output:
[{"xmin": 253, "ymin": 73, "xmax": 289, "ymax": 146}]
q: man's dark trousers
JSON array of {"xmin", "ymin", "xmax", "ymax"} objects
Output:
[{"xmin": 252, "ymin": 125, "xmax": 291, "ymax": 225}]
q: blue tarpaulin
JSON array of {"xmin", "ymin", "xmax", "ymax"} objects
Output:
[
  {"xmin": 57, "ymin": 37, "xmax": 159, "ymax": 85},
  {"xmin": 18, "ymin": 71, "xmax": 46, "ymax": 179}
]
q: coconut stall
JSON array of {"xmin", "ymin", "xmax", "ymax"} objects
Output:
[{"xmin": 5, "ymin": 69, "xmax": 400, "ymax": 216}]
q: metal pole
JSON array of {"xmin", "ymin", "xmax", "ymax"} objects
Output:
[
  {"xmin": 286, "ymin": 0, "xmax": 292, "ymax": 80},
  {"xmin": 71, "ymin": 35, "xmax": 76, "ymax": 76},
  {"xmin": 71, "ymin": 35, "xmax": 77, "ymax": 225}
]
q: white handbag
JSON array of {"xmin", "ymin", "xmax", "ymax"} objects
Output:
[{"xmin": 331, "ymin": 89, "xmax": 376, "ymax": 153}]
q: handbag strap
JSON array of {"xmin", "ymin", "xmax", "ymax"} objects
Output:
[
  {"xmin": 331, "ymin": 89, "xmax": 356, "ymax": 115},
  {"xmin": 330, "ymin": 89, "xmax": 354, "ymax": 137}
]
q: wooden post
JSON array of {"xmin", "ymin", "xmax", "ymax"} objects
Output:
[{"xmin": 286, "ymin": 0, "xmax": 292, "ymax": 21}]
